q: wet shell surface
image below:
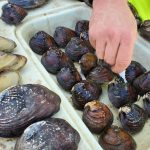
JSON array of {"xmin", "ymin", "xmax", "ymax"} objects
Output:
[
  {"xmin": 15, "ymin": 118, "xmax": 80, "ymax": 150},
  {"xmin": 0, "ymin": 84, "xmax": 61, "ymax": 138},
  {"xmin": 8, "ymin": 0, "xmax": 47, "ymax": 9}
]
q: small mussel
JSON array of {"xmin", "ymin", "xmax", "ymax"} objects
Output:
[
  {"xmin": 65, "ymin": 37, "xmax": 95, "ymax": 62},
  {"xmin": 15, "ymin": 118, "xmax": 80, "ymax": 150},
  {"xmin": 79, "ymin": 53, "xmax": 97, "ymax": 76},
  {"xmin": 71, "ymin": 80, "xmax": 101, "ymax": 110},
  {"xmin": 41, "ymin": 48, "xmax": 74, "ymax": 74},
  {"xmin": 125, "ymin": 60, "xmax": 146, "ymax": 83},
  {"xmin": 108, "ymin": 78, "xmax": 138, "ymax": 108},
  {"xmin": 119, "ymin": 104, "xmax": 147, "ymax": 133},
  {"xmin": 1, "ymin": 3, "xmax": 27, "ymax": 25},
  {"xmin": 83, "ymin": 100, "xmax": 113, "ymax": 134},
  {"xmin": 99, "ymin": 125, "xmax": 136, "ymax": 150},
  {"xmin": 57, "ymin": 67, "xmax": 81, "ymax": 91},
  {"xmin": 8, "ymin": 0, "xmax": 47, "ymax": 9},
  {"xmin": 53, "ymin": 26, "xmax": 76, "ymax": 48},
  {"xmin": 133, "ymin": 71, "xmax": 150, "ymax": 96},
  {"xmin": 143, "ymin": 94, "xmax": 150, "ymax": 117},
  {"xmin": 139, "ymin": 20, "xmax": 150, "ymax": 41},
  {"xmin": 0, "ymin": 84, "xmax": 61, "ymax": 137},
  {"xmin": 29, "ymin": 31, "xmax": 57, "ymax": 55}
]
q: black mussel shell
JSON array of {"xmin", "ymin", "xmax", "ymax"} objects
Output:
[
  {"xmin": 99, "ymin": 125, "xmax": 136, "ymax": 150},
  {"xmin": 0, "ymin": 84, "xmax": 61, "ymax": 138},
  {"xmin": 108, "ymin": 79, "xmax": 138, "ymax": 108},
  {"xmin": 79, "ymin": 53, "xmax": 97, "ymax": 76},
  {"xmin": 139, "ymin": 20, "xmax": 150, "ymax": 41},
  {"xmin": 41, "ymin": 48, "xmax": 74, "ymax": 74},
  {"xmin": 119, "ymin": 104, "xmax": 148, "ymax": 133},
  {"xmin": 75, "ymin": 20, "xmax": 89, "ymax": 36},
  {"xmin": 125, "ymin": 61, "xmax": 146, "ymax": 83},
  {"xmin": 65, "ymin": 37, "xmax": 95, "ymax": 62},
  {"xmin": 143, "ymin": 94, "xmax": 150, "ymax": 117},
  {"xmin": 29, "ymin": 31, "xmax": 57, "ymax": 55},
  {"xmin": 133, "ymin": 71, "xmax": 150, "ymax": 96},
  {"xmin": 57, "ymin": 67, "xmax": 82, "ymax": 91},
  {"xmin": 83, "ymin": 100, "xmax": 113, "ymax": 134},
  {"xmin": 15, "ymin": 118, "xmax": 80, "ymax": 150},
  {"xmin": 53, "ymin": 26, "xmax": 76, "ymax": 48},
  {"xmin": 71, "ymin": 80, "xmax": 101, "ymax": 110},
  {"xmin": 1, "ymin": 3, "xmax": 27, "ymax": 25},
  {"xmin": 8, "ymin": 0, "xmax": 47, "ymax": 9}
]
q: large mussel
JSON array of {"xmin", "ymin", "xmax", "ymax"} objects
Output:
[{"xmin": 0, "ymin": 84, "xmax": 61, "ymax": 137}]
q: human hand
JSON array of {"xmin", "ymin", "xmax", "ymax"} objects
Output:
[{"xmin": 89, "ymin": 0, "xmax": 137, "ymax": 73}]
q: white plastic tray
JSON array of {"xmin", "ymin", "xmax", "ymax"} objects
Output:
[{"xmin": 15, "ymin": 4, "xmax": 150, "ymax": 150}]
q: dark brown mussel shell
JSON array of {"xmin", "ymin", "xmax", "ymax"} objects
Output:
[
  {"xmin": 15, "ymin": 118, "xmax": 80, "ymax": 150},
  {"xmin": 83, "ymin": 100, "xmax": 113, "ymax": 134},
  {"xmin": 65, "ymin": 37, "xmax": 95, "ymax": 62},
  {"xmin": 57, "ymin": 67, "xmax": 81, "ymax": 91},
  {"xmin": 41, "ymin": 48, "xmax": 74, "ymax": 74},
  {"xmin": 8, "ymin": 0, "xmax": 47, "ymax": 9},
  {"xmin": 139, "ymin": 20, "xmax": 150, "ymax": 41},
  {"xmin": 0, "ymin": 84, "xmax": 61, "ymax": 138},
  {"xmin": 1, "ymin": 3, "xmax": 27, "ymax": 25},
  {"xmin": 125, "ymin": 60, "xmax": 146, "ymax": 83},
  {"xmin": 71, "ymin": 80, "xmax": 101, "ymax": 110},
  {"xmin": 99, "ymin": 125, "xmax": 136, "ymax": 150},
  {"xmin": 79, "ymin": 53, "xmax": 97, "ymax": 76},
  {"xmin": 108, "ymin": 78, "xmax": 138, "ymax": 108},
  {"xmin": 143, "ymin": 94, "xmax": 150, "ymax": 117},
  {"xmin": 29, "ymin": 31, "xmax": 57, "ymax": 55},
  {"xmin": 53, "ymin": 26, "xmax": 76, "ymax": 48},
  {"xmin": 133, "ymin": 71, "xmax": 150, "ymax": 96},
  {"xmin": 119, "ymin": 104, "xmax": 148, "ymax": 134}
]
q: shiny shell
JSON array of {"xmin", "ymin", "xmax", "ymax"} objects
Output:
[
  {"xmin": 99, "ymin": 125, "xmax": 136, "ymax": 150},
  {"xmin": 119, "ymin": 104, "xmax": 147, "ymax": 133},
  {"xmin": 1, "ymin": 3, "xmax": 27, "ymax": 25},
  {"xmin": 71, "ymin": 80, "xmax": 101, "ymax": 110},
  {"xmin": 0, "ymin": 84, "xmax": 61, "ymax": 137},
  {"xmin": 83, "ymin": 100, "xmax": 113, "ymax": 134},
  {"xmin": 15, "ymin": 118, "xmax": 80, "ymax": 150},
  {"xmin": 8, "ymin": 0, "xmax": 47, "ymax": 9}
]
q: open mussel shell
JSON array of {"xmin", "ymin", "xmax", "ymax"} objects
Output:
[
  {"xmin": 8, "ymin": 0, "xmax": 47, "ymax": 9},
  {"xmin": 1, "ymin": 3, "xmax": 27, "ymax": 25},
  {"xmin": 0, "ymin": 52, "xmax": 27, "ymax": 71},
  {"xmin": 15, "ymin": 118, "xmax": 80, "ymax": 150},
  {"xmin": 83, "ymin": 100, "xmax": 113, "ymax": 134},
  {"xmin": 119, "ymin": 104, "xmax": 148, "ymax": 134},
  {"xmin": 0, "ymin": 71, "xmax": 20, "ymax": 92},
  {"xmin": 71, "ymin": 80, "xmax": 101, "ymax": 110},
  {"xmin": 0, "ymin": 36, "xmax": 16, "ymax": 52},
  {"xmin": 133, "ymin": 71, "xmax": 150, "ymax": 96},
  {"xmin": 0, "ymin": 84, "xmax": 61, "ymax": 137},
  {"xmin": 99, "ymin": 125, "xmax": 136, "ymax": 150},
  {"xmin": 143, "ymin": 94, "xmax": 150, "ymax": 117}
]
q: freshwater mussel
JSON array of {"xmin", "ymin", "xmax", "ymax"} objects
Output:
[
  {"xmin": 57, "ymin": 66, "xmax": 81, "ymax": 91},
  {"xmin": 15, "ymin": 118, "xmax": 80, "ymax": 150},
  {"xmin": 119, "ymin": 104, "xmax": 147, "ymax": 133},
  {"xmin": 99, "ymin": 125, "xmax": 136, "ymax": 150},
  {"xmin": 108, "ymin": 78, "xmax": 138, "ymax": 108},
  {"xmin": 29, "ymin": 31, "xmax": 57, "ymax": 55},
  {"xmin": 133, "ymin": 71, "xmax": 150, "ymax": 96},
  {"xmin": 79, "ymin": 53, "xmax": 97, "ymax": 76},
  {"xmin": 1, "ymin": 3, "xmax": 27, "ymax": 25},
  {"xmin": 83, "ymin": 100, "xmax": 113, "ymax": 134},
  {"xmin": 71, "ymin": 80, "xmax": 101, "ymax": 110},
  {"xmin": 53, "ymin": 26, "xmax": 76, "ymax": 48},
  {"xmin": 8, "ymin": 0, "xmax": 47, "ymax": 9},
  {"xmin": 125, "ymin": 60, "xmax": 146, "ymax": 83},
  {"xmin": 65, "ymin": 37, "xmax": 95, "ymax": 62},
  {"xmin": 41, "ymin": 48, "xmax": 74, "ymax": 74},
  {"xmin": 0, "ymin": 84, "xmax": 61, "ymax": 137},
  {"xmin": 143, "ymin": 93, "xmax": 150, "ymax": 117}
]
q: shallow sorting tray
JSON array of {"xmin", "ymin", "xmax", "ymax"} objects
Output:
[{"xmin": 15, "ymin": 4, "xmax": 150, "ymax": 150}]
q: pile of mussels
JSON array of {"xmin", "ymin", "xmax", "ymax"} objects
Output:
[{"xmin": 29, "ymin": 18, "xmax": 150, "ymax": 149}]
